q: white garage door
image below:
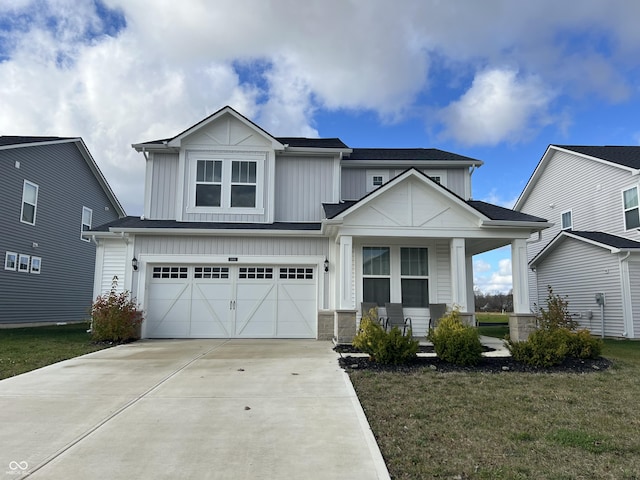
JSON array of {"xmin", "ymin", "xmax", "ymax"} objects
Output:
[{"xmin": 145, "ymin": 265, "xmax": 317, "ymax": 338}]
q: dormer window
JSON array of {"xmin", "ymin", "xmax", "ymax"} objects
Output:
[{"xmin": 188, "ymin": 152, "xmax": 264, "ymax": 214}]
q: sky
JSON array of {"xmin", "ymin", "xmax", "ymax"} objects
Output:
[{"xmin": 2, "ymin": 0, "xmax": 640, "ymax": 294}]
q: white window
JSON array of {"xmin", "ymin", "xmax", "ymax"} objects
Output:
[
  {"xmin": 21, "ymin": 180, "xmax": 38, "ymax": 225},
  {"xmin": 5, "ymin": 252, "xmax": 17, "ymax": 271},
  {"xmin": 189, "ymin": 153, "xmax": 264, "ymax": 213},
  {"xmin": 366, "ymin": 170, "xmax": 389, "ymax": 192},
  {"xmin": 362, "ymin": 247, "xmax": 391, "ymax": 306},
  {"xmin": 400, "ymin": 247, "xmax": 429, "ymax": 308},
  {"xmin": 30, "ymin": 256, "xmax": 41, "ymax": 274},
  {"xmin": 623, "ymin": 187, "xmax": 640, "ymax": 230},
  {"xmin": 424, "ymin": 170, "xmax": 447, "ymax": 187},
  {"xmin": 18, "ymin": 254, "xmax": 30, "ymax": 272},
  {"xmin": 561, "ymin": 210, "xmax": 572, "ymax": 230},
  {"xmin": 81, "ymin": 207, "xmax": 93, "ymax": 241}
]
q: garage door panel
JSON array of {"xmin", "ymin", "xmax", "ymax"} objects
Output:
[
  {"xmin": 235, "ymin": 283, "xmax": 277, "ymax": 337},
  {"xmin": 276, "ymin": 283, "xmax": 316, "ymax": 337},
  {"xmin": 146, "ymin": 283, "xmax": 191, "ymax": 338},
  {"xmin": 190, "ymin": 282, "xmax": 233, "ymax": 337}
]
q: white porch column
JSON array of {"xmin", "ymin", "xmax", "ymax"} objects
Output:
[
  {"xmin": 511, "ymin": 238, "xmax": 530, "ymax": 314},
  {"xmin": 450, "ymin": 238, "xmax": 468, "ymax": 311},
  {"xmin": 338, "ymin": 235, "xmax": 354, "ymax": 310}
]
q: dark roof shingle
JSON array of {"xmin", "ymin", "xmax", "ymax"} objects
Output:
[
  {"xmin": 0, "ymin": 136, "xmax": 72, "ymax": 147},
  {"xmin": 568, "ymin": 231, "xmax": 640, "ymax": 249},
  {"xmin": 92, "ymin": 217, "xmax": 321, "ymax": 232},
  {"xmin": 346, "ymin": 148, "xmax": 483, "ymax": 164},
  {"xmin": 556, "ymin": 145, "xmax": 640, "ymax": 169}
]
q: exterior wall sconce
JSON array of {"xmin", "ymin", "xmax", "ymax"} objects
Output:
[
  {"xmin": 324, "ymin": 258, "xmax": 329, "ymax": 273},
  {"xmin": 132, "ymin": 257, "xmax": 139, "ymax": 271}
]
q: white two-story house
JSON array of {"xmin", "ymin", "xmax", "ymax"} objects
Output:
[
  {"xmin": 515, "ymin": 145, "xmax": 640, "ymax": 339},
  {"xmin": 88, "ymin": 106, "xmax": 548, "ymax": 341}
]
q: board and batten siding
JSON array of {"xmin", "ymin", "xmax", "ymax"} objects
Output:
[
  {"xmin": 274, "ymin": 155, "xmax": 337, "ymax": 222},
  {"xmin": 148, "ymin": 153, "xmax": 178, "ymax": 220},
  {"xmin": 535, "ymin": 238, "xmax": 624, "ymax": 337},
  {"xmin": 95, "ymin": 239, "xmax": 128, "ymax": 297},
  {"xmin": 0, "ymin": 142, "xmax": 120, "ymax": 324},
  {"xmin": 520, "ymin": 150, "xmax": 640, "ymax": 263},
  {"xmin": 341, "ymin": 167, "xmax": 469, "ymax": 201}
]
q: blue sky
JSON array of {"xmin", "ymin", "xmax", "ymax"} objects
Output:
[{"xmin": 2, "ymin": 0, "xmax": 640, "ymax": 293}]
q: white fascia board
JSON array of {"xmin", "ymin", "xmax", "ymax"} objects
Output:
[
  {"xmin": 108, "ymin": 227, "xmax": 324, "ymax": 237},
  {"xmin": 481, "ymin": 220, "xmax": 553, "ymax": 229},
  {"xmin": 132, "ymin": 143, "xmax": 179, "ymax": 153},
  {"xmin": 280, "ymin": 147, "xmax": 352, "ymax": 156}
]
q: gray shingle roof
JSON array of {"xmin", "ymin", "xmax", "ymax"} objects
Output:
[
  {"xmin": 275, "ymin": 137, "xmax": 349, "ymax": 149},
  {"xmin": 467, "ymin": 200, "xmax": 547, "ymax": 222},
  {"xmin": 568, "ymin": 231, "xmax": 640, "ymax": 249},
  {"xmin": 556, "ymin": 145, "xmax": 640, "ymax": 169},
  {"xmin": 92, "ymin": 217, "xmax": 321, "ymax": 232},
  {"xmin": 346, "ymin": 148, "xmax": 483, "ymax": 164}
]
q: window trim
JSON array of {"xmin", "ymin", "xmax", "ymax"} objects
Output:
[
  {"xmin": 81, "ymin": 206, "xmax": 93, "ymax": 241},
  {"xmin": 5, "ymin": 251, "xmax": 17, "ymax": 271},
  {"xmin": 400, "ymin": 247, "xmax": 430, "ymax": 308},
  {"xmin": 30, "ymin": 256, "xmax": 41, "ymax": 274},
  {"xmin": 366, "ymin": 170, "xmax": 389, "ymax": 192},
  {"xmin": 187, "ymin": 152, "xmax": 265, "ymax": 215},
  {"xmin": 362, "ymin": 246, "xmax": 391, "ymax": 306},
  {"xmin": 622, "ymin": 186, "xmax": 640, "ymax": 231},
  {"xmin": 20, "ymin": 180, "xmax": 39, "ymax": 225},
  {"xmin": 560, "ymin": 209, "xmax": 573, "ymax": 230},
  {"xmin": 18, "ymin": 254, "xmax": 30, "ymax": 273}
]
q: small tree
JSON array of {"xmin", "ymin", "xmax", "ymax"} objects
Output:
[
  {"xmin": 90, "ymin": 276, "xmax": 144, "ymax": 343},
  {"xmin": 537, "ymin": 286, "xmax": 578, "ymax": 331}
]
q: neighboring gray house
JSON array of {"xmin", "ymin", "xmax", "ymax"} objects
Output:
[
  {"xmin": 515, "ymin": 145, "xmax": 640, "ymax": 339},
  {"xmin": 1, "ymin": 137, "xmax": 125, "ymax": 325},
  {"xmin": 89, "ymin": 106, "xmax": 548, "ymax": 341}
]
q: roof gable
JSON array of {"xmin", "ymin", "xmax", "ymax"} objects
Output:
[
  {"xmin": 328, "ymin": 168, "xmax": 488, "ymax": 229},
  {"xmin": 530, "ymin": 230, "xmax": 640, "ymax": 267},
  {"xmin": 516, "ymin": 145, "xmax": 640, "ymax": 210}
]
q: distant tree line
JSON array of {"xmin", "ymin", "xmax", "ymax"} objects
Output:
[{"xmin": 474, "ymin": 289, "xmax": 513, "ymax": 313}]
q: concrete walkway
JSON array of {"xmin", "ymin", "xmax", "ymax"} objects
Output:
[{"xmin": 0, "ymin": 340, "xmax": 390, "ymax": 480}]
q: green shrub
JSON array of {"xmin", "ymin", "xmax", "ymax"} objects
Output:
[
  {"xmin": 427, "ymin": 309, "xmax": 483, "ymax": 366},
  {"xmin": 353, "ymin": 315, "xmax": 419, "ymax": 365},
  {"xmin": 537, "ymin": 286, "xmax": 578, "ymax": 331},
  {"xmin": 566, "ymin": 329, "xmax": 603, "ymax": 359},
  {"xmin": 90, "ymin": 281, "xmax": 144, "ymax": 343},
  {"xmin": 507, "ymin": 328, "xmax": 569, "ymax": 367}
]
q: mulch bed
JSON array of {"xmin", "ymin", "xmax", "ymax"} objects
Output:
[{"xmin": 335, "ymin": 346, "xmax": 612, "ymax": 374}]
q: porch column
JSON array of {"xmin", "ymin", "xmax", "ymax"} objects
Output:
[
  {"xmin": 511, "ymin": 238, "xmax": 530, "ymax": 314},
  {"xmin": 338, "ymin": 235, "xmax": 354, "ymax": 310},
  {"xmin": 450, "ymin": 238, "xmax": 468, "ymax": 311}
]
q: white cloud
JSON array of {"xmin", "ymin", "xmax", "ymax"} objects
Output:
[
  {"xmin": 473, "ymin": 251, "xmax": 512, "ymax": 294},
  {"xmin": 439, "ymin": 68, "xmax": 554, "ymax": 145},
  {"xmin": 481, "ymin": 189, "xmax": 520, "ymax": 209}
]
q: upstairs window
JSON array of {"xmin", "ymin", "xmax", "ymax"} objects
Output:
[
  {"xmin": 21, "ymin": 180, "xmax": 38, "ymax": 225},
  {"xmin": 561, "ymin": 210, "xmax": 572, "ymax": 230},
  {"xmin": 623, "ymin": 187, "xmax": 640, "ymax": 230},
  {"xmin": 231, "ymin": 161, "xmax": 257, "ymax": 208},
  {"xmin": 366, "ymin": 170, "xmax": 389, "ymax": 192},
  {"xmin": 190, "ymin": 154, "xmax": 263, "ymax": 213},
  {"xmin": 81, "ymin": 207, "xmax": 93, "ymax": 241},
  {"xmin": 196, "ymin": 160, "xmax": 222, "ymax": 207}
]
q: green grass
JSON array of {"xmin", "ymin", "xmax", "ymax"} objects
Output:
[
  {"xmin": 476, "ymin": 312, "xmax": 509, "ymax": 324},
  {"xmin": 349, "ymin": 339, "xmax": 640, "ymax": 479},
  {"xmin": 0, "ymin": 323, "xmax": 111, "ymax": 380}
]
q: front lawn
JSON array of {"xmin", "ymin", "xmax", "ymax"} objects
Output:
[
  {"xmin": 349, "ymin": 339, "xmax": 640, "ymax": 479},
  {"xmin": 0, "ymin": 323, "xmax": 111, "ymax": 380}
]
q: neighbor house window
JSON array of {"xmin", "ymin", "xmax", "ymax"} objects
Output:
[
  {"xmin": 195, "ymin": 160, "xmax": 222, "ymax": 207},
  {"xmin": 561, "ymin": 210, "xmax": 572, "ymax": 230},
  {"xmin": 21, "ymin": 180, "xmax": 38, "ymax": 225},
  {"xmin": 5, "ymin": 252, "xmax": 17, "ymax": 271},
  {"xmin": 18, "ymin": 254, "xmax": 30, "ymax": 272},
  {"xmin": 623, "ymin": 187, "xmax": 640, "ymax": 230},
  {"xmin": 362, "ymin": 247, "xmax": 390, "ymax": 306},
  {"xmin": 30, "ymin": 256, "xmax": 41, "ymax": 274},
  {"xmin": 231, "ymin": 161, "xmax": 257, "ymax": 207},
  {"xmin": 81, "ymin": 207, "xmax": 93, "ymax": 241},
  {"xmin": 400, "ymin": 247, "xmax": 429, "ymax": 307}
]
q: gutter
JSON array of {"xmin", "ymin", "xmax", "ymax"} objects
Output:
[{"xmin": 108, "ymin": 227, "xmax": 324, "ymax": 237}]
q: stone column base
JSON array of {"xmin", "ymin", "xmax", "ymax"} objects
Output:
[
  {"xmin": 509, "ymin": 313, "xmax": 538, "ymax": 342},
  {"xmin": 317, "ymin": 311, "xmax": 334, "ymax": 341},
  {"xmin": 458, "ymin": 312, "xmax": 476, "ymax": 327},
  {"xmin": 334, "ymin": 310, "xmax": 357, "ymax": 344}
]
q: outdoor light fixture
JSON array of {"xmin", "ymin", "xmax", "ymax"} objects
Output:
[
  {"xmin": 132, "ymin": 257, "xmax": 139, "ymax": 271},
  {"xmin": 324, "ymin": 258, "xmax": 329, "ymax": 273}
]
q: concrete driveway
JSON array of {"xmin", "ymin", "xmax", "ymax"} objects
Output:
[{"xmin": 0, "ymin": 340, "xmax": 389, "ymax": 480}]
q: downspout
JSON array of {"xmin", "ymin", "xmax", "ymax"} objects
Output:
[{"xmin": 619, "ymin": 251, "xmax": 632, "ymax": 337}]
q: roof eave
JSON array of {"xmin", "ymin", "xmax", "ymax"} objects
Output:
[
  {"xmin": 482, "ymin": 220, "xmax": 553, "ymax": 229},
  {"xmin": 280, "ymin": 146, "xmax": 352, "ymax": 156},
  {"xmin": 107, "ymin": 227, "xmax": 323, "ymax": 237},
  {"xmin": 342, "ymin": 159, "xmax": 483, "ymax": 168}
]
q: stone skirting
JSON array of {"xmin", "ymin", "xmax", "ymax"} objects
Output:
[
  {"xmin": 317, "ymin": 311, "xmax": 334, "ymax": 341},
  {"xmin": 334, "ymin": 309, "xmax": 357, "ymax": 344},
  {"xmin": 509, "ymin": 313, "xmax": 538, "ymax": 342},
  {"xmin": 458, "ymin": 312, "xmax": 476, "ymax": 327}
]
